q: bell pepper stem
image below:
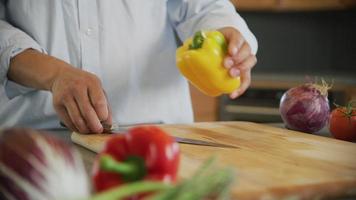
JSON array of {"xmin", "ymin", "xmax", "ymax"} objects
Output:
[
  {"xmin": 100, "ymin": 155, "xmax": 146, "ymax": 181},
  {"xmin": 101, "ymin": 155, "xmax": 134, "ymax": 174},
  {"xmin": 189, "ymin": 31, "xmax": 205, "ymax": 50}
]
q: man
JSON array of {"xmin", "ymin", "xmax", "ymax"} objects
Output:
[{"xmin": 0, "ymin": 0, "xmax": 257, "ymax": 133}]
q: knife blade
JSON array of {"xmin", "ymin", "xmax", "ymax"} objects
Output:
[
  {"xmin": 174, "ymin": 137, "xmax": 238, "ymax": 148},
  {"xmin": 106, "ymin": 123, "xmax": 238, "ymax": 149}
]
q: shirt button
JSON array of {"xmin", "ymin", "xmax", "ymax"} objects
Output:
[{"xmin": 86, "ymin": 28, "xmax": 93, "ymax": 36}]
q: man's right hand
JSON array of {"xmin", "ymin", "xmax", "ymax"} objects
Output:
[
  {"xmin": 51, "ymin": 66, "xmax": 110, "ymax": 133},
  {"xmin": 8, "ymin": 49, "xmax": 111, "ymax": 133}
]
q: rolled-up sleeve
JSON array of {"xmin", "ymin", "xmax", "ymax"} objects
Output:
[
  {"xmin": 168, "ymin": 0, "xmax": 258, "ymax": 55},
  {"xmin": 0, "ymin": 3, "xmax": 45, "ymax": 99}
]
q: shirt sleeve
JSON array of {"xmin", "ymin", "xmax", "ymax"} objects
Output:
[
  {"xmin": 0, "ymin": 4, "xmax": 45, "ymax": 99},
  {"xmin": 167, "ymin": 0, "xmax": 258, "ymax": 55}
]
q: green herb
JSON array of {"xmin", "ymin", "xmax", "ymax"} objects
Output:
[
  {"xmin": 90, "ymin": 181, "xmax": 171, "ymax": 200},
  {"xmin": 152, "ymin": 157, "xmax": 234, "ymax": 200},
  {"xmin": 88, "ymin": 157, "xmax": 235, "ymax": 200}
]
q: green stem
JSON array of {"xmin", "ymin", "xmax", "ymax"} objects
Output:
[
  {"xmin": 347, "ymin": 100, "xmax": 356, "ymax": 115},
  {"xmin": 90, "ymin": 181, "xmax": 171, "ymax": 200},
  {"xmin": 100, "ymin": 155, "xmax": 146, "ymax": 182},
  {"xmin": 189, "ymin": 31, "xmax": 205, "ymax": 50},
  {"xmin": 334, "ymin": 100, "xmax": 356, "ymax": 118},
  {"xmin": 101, "ymin": 155, "xmax": 135, "ymax": 174}
]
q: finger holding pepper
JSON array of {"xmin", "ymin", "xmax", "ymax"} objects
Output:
[
  {"xmin": 92, "ymin": 126, "xmax": 180, "ymax": 195},
  {"xmin": 218, "ymin": 27, "xmax": 257, "ymax": 99}
]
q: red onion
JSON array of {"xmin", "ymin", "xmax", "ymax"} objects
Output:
[
  {"xmin": 279, "ymin": 82, "xmax": 330, "ymax": 133},
  {"xmin": 0, "ymin": 128, "xmax": 90, "ymax": 200}
]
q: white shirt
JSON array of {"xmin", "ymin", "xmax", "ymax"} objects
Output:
[{"xmin": 0, "ymin": 0, "xmax": 257, "ymax": 129}]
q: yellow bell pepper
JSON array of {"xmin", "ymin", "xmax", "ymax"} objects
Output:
[{"xmin": 176, "ymin": 30, "xmax": 240, "ymax": 97}]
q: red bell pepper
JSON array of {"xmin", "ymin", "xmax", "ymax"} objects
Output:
[{"xmin": 92, "ymin": 126, "xmax": 180, "ymax": 193}]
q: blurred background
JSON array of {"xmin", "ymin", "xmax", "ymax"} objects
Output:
[{"xmin": 191, "ymin": 0, "xmax": 356, "ymax": 124}]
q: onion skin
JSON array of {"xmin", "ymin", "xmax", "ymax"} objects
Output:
[
  {"xmin": 0, "ymin": 128, "xmax": 90, "ymax": 200},
  {"xmin": 279, "ymin": 84, "xmax": 330, "ymax": 133}
]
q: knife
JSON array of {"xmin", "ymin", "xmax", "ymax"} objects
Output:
[
  {"xmin": 61, "ymin": 121, "xmax": 238, "ymax": 149},
  {"xmin": 104, "ymin": 122, "xmax": 238, "ymax": 149},
  {"xmin": 173, "ymin": 137, "xmax": 238, "ymax": 148}
]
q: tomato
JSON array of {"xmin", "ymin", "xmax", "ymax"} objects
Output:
[{"xmin": 329, "ymin": 106, "xmax": 356, "ymax": 142}]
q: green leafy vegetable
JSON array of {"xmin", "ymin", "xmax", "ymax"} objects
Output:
[{"xmin": 88, "ymin": 157, "xmax": 235, "ymax": 200}]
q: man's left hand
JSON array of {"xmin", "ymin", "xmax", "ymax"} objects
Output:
[{"xmin": 218, "ymin": 27, "xmax": 257, "ymax": 99}]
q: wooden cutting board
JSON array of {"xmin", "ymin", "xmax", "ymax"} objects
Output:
[{"xmin": 71, "ymin": 121, "xmax": 356, "ymax": 200}]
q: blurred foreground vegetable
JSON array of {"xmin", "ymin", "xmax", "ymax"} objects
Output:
[
  {"xmin": 0, "ymin": 128, "xmax": 90, "ymax": 200},
  {"xmin": 0, "ymin": 127, "xmax": 234, "ymax": 200},
  {"xmin": 90, "ymin": 157, "xmax": 234, "ymax": 200},
  {"xmin": 279, "ymin": 80, "xmax": 331, "ymax": 133},
  {"xmin": 92, "ymin": 126, "xmax": 180, "ymax": 198},
  {"xmin": 329, "ymin": 101, "xmax": 356, "ymax": 142},
  {"xmin": 91, "ymin": 126, "xmax": 234, "ymax": 200}
]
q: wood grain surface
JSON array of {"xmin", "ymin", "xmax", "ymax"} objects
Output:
[{"xmin": 71, "ymin": 121, "xmax": 356, "ymax": 200}]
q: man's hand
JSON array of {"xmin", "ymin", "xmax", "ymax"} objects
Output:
[
  {"xmin": 51, "ymin": 66, "xmax": 110, "ymax": 133},
  {"xmin": 218, "ymin": 27, "xmax": 257, "ymax": 99},
  {"xmin": 9, "ymin": 49, "xmax": 111, "ymax": 133}
]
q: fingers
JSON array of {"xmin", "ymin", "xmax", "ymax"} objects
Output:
[
  {"xmin": 51, "ymin": 67, "xmax": 110, "ymax": 134},
  {"xmin": 64, "ymin": 96, "xmax": 90, "ymax": 133},
  {"xmin": 74, "ymin": 88, "xmax": 103, "ymax": 133},
  {"xmin": 229, "ymin": 55, "xmax": 257, "ymax": 99},
  {"xmin": 225, "ymin": 30, "xmax": 245, "ymax": 56},
  {"xmin": 98, "ymin": 89, "xmax": 113, "ymax": 125},
  {"xmin": 230, "ymin": 70, "xmax": 251, "ymax": 99},
  {"xmin": 56, "ymin": 106, "xmax": 78, "ymax": 133},
  {"xmin": 88, "ymin": 84, "xmax": 110, "ymax": 122},
  {"xmin": 224, "ymin": 41, "xmax": 255, "ymax": 98},
  {"xmin": 224, "ymin": 41, "xmax": 252, "ymax": 69},
  {"xmin": 56, "ymin": 86, "xmax": 107, "ymax": 134},
  {"xmin": 219, "ymin": 27, "xmax": 257, "ymax": 98},
  {"xmin": 101, "ymin": 104, "xmax": 113, "ymax": 125},
  {"xmin": 232, "ymin": 42, "xmax": 251, "ymax": 65}
]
